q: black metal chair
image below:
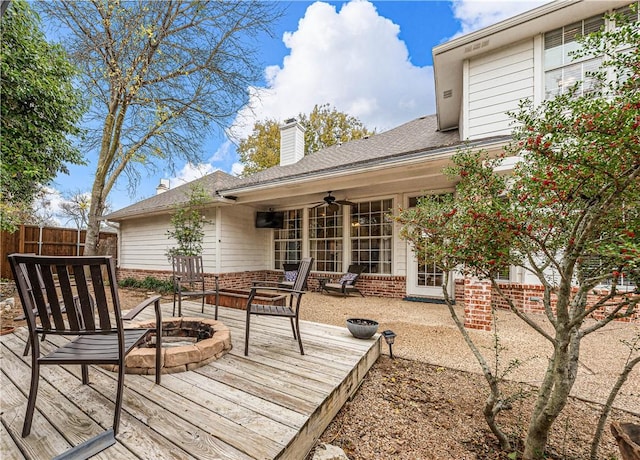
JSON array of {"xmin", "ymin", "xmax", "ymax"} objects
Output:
[
  {"xmin": 245, "ymin": 257, "xmax": 314, "ymax": 356},
  {"xmin": 8, "ymin": 254, "xmax": 162, "ymax": 458},
  {"xmin": 321, "ymin": 264, "xmax": 367, "ymax": 297},
  {"xmin": 172, "ymin": 255, "xmax": 218, "ymax": 318}
]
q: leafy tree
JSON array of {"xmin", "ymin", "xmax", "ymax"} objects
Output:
[
  {"xmin": 166, "ymin": 184, "xmax": 210, "ymax": 258},
  {"xmin": 396, "ymin": 9, "xmax": 639, "ymax": 459},
  {"xmin": 39, "ymin": 1, "xmax": 283, "ymax": 254},
  {"xmin": 237, "ymin": 103, "xmax": 375, "ymax": 176},
  {"xmin": 0, "ymin": 0, "xmax": 85, "ymax": 231}
]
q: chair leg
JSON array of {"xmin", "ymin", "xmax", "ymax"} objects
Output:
[
  {"xmin": 81, "ymin": 364, "xmax": 89, "ymax": 385},
  {"xmin": 289, "ymin": 317, "xmax": 297, "ymax": 340},
  {"xmin": 244, "ymin": 311, "xmax": 251, "ymax": 356},
  {"xmin": 172, "ymin": 293, "xmax": 177, "ymax": 316},
  {"xmin": 295, "ymin": 316, "xmax": 304, "ymax": 355},
  {"xmin": 22, "ymin": 361, "xmax": 40, "ymax": 437},
  {"xmin": 113, "ymin": 361, "xmax": 126, "ymax": 435},
  {"xmin": 201, "ymin": 295, "xmax": 205, "ymax": 314}
]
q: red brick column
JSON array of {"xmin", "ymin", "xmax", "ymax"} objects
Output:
[{"xmin": 464, "ymin": 278, "xmax": 493, "ymax": 331}]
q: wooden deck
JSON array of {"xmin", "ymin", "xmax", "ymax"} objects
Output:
[{"xmin": 1, "ymin": 301, "xmax": 380, "ymax": 459}]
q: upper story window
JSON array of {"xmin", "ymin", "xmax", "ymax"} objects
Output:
[
  {"xmin": 273, "ymin": 209, "xmax": 302, "ymax": 269},
  {"xmin": 350, "ymin": 199, "xmax": 393, "ymax": 274},
  {"xmin": 309, "ymin": 206, "xmax": 343, "ymax": 273},
  {"xmin": 544, "ymin": 15, "xmax": 604, "ymax": 99}
]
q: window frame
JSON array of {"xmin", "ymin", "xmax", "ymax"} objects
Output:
[
  {"xmin": 349, "ymin": 198, "xmax": 394, "ymax": 275},
  {"xmin": 273, "ymin": 209, "xmax": 302, "ymax": 270}
]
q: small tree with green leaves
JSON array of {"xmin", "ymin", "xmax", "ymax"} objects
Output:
[
  {"xmin": 237, "ymin": 103, "xmax": 375, "ymax": 176},
  {"xmin": 396, "ymin": 8, "xmax": 639, "ymax": 459},
  {"xmin": 166, "ymin": 185, "xmax": 210, "ymax": 259}
]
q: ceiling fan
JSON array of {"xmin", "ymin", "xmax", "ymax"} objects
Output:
[{"xmin": 311, "ymin": 191, "xmax": 355, "ymax": 212}]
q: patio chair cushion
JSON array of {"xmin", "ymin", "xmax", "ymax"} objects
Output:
[
  {"xmin": 284, "ymin": 270, "xmax": 297, "ymax": 282},
  {"xmin": 339, "ymin": 272, "xmax": 358, "ymax": 285}
]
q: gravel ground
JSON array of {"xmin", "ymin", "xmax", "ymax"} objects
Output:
[{"xmin": 300, "ymin": 292, "xmax": 640, "ymax": 413}]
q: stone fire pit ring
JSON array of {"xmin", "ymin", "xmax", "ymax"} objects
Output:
[{"xmin": 103, "ymin": 317, "xmax": 232, "ymax": 375}]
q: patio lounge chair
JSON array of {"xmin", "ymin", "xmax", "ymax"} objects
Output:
[
  {"xmin": 245, "ymin": 257, "xmax": 314, "ymax": 356},
  {"xmin": 321, "ymin": 264, "xmax": 367, "ymax": 297},
  {"xmin": 279, "ymin": 262, "xmax": 300, "ymax": 289},
  {"xmin": 8, "ymin": 254, "xmax": 162, "ymax": 458},
  {"xmin": 172, "ymin": 255, "xmax": 219, "ymax": 318}
]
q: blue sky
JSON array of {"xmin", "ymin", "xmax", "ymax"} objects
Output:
[{"xmin": 44, "ymin": 0, "xmax": 548, "ymax": 223}]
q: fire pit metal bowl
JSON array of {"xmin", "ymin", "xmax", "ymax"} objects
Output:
[{"xmin": 346, "ymin": 318, "xmax": 379, "ymax": 339}]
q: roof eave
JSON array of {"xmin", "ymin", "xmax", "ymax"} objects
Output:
[{"xmin": 219, "ymin": 136, "xmax": 509, "ymax": 197}]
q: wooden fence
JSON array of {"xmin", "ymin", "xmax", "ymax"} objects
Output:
[{"xmin": 0, "ymin": 225, "xmax": 117, "ymax": 280}]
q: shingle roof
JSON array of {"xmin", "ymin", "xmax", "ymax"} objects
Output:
[
  {"xmin": 106, "ymin": 114, "xmax": 494, "ymax": 221},
  {"xmin": 219, "ymin": 114, "xmax": 461, "ymax": 192},
  {"xmin": 104, "ymin": 170, "xmax": 240, "ymax": 221}
]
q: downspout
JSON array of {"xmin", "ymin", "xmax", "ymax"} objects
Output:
[{"xmin": 215, "ymin": 207, "xmax": 222, "ymax": 274}]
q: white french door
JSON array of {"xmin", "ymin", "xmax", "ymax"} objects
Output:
[{"xmin": 406, "ymin": 250, "xmax": 451, "ymax": 298}]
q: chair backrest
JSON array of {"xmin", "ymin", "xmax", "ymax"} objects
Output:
[
  {"xmin": 340, "ymin": 264, "xmax": 367, "ymax": 286},
  {"xmin": 8, "ymin": 254, "xmax": 121, "ymax": 335},
  {"xmin": 172, "ymin": 255, "xmax": 205, "ymax": 284},
  {"xmin": 292, "ymin": 258, "xmax": 313, "ymax": 292}
]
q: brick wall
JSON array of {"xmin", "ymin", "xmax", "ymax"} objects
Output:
[
  {"xmin": 455, "ymin": 279, "xmax": 639, "ymax": 326},
  {"xmin": 463, "ymin": 278, "xmax": 492, "ymax": 331},
  {"xmin": 117, "ymin": 267, "xmax": 406, "ymax": 297}
]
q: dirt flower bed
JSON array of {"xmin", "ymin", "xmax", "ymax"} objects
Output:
[{"xmin": 312, "ymin": 357, "xmax": 638, "ymax": 459}]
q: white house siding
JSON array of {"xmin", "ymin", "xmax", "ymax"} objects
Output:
[
  {"xmin": 467, "ymin": 39, "xmax": 534, "ymax": 140},
  {"xmin": 218, "ymin": 206, "xmax": 270, "ymax": 272},
  {"xmin": 119, "ymin": 210, "xmax": 217, "ymax": 272}
]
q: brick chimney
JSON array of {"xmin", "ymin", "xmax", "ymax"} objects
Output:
[
  {"xmin": 280, "ymin": 118, "xmax": 306, "ymax": 166},
  {"xmin": 156, "ymin": 179, "xmax": 170, "ymax": 194}
]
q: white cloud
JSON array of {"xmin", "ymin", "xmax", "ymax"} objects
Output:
[
  {"xmin": 207, "ymin": 140, "xmax": 234, "ymax": 164},
  {"xmin": 231, "ymin": 0, "xmax": 435, "ymax": 139},
  {"xmin": 231, "ymin": 162, "xmax": 244, "ymax": 177},
  {"xmin": 170, "ymin": 162, "xmax": 217, "ymax": 187},
  {"xmin": 451, "ymin": 0, "xmax": 552, "ymax": 35}
]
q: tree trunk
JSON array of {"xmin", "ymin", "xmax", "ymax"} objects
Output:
[
  {"xmin": 84, "ymin": 170, "xmax": 108, "ymax": 256},
  {"xmin": 523, "ymin": 330, "xmax": 580, "ymax": 459}
]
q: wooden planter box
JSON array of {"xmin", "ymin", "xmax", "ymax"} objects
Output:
[{"xmin": 206, "ymin": 288, "xmax": 286, "ymax": 311}]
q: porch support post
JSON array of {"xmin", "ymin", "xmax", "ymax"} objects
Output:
[{"xmin": 463, "ymin": 278, "xmax": 493, "ymax": 331}]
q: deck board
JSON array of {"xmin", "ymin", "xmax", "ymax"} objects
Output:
[{"xmin": 1, "ymin": 301, "xmax": 380, "ymax": 459}]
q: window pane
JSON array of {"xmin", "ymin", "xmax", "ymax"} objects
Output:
[
  {"xmin": 350, "ymin": 198, "xmax": 393, "ymax": 274},
  {"xmin": 273, "ymin": 209, "xmax": 302, "ymax": 269},
  {"xmin": 543, "ymin": 14, "xmax": 605, "ymax": 98},
  {"xmin": 309, "ymin": 206, "xmax": 343, "ymax": 272}
]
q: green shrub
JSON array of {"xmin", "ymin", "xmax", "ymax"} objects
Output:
[{"xmin": 118, "ymin": 276, "xmax": 174, "ymax": 294}]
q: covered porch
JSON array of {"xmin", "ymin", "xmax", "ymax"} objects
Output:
[{"xmin": 1, "ymin": 300, "xmax": 380, "ymax": 459}]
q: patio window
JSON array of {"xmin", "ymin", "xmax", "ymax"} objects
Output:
[
  {"xmin": 544, "ymin": 15, "xmax": 604, "ymax": 99},
  {"xmin": 273, "ymin": 209, "xmax": 302, "ymax": 269},
  {"xmin": 309, "ymin": 206, "xmax": 343, "ymax": 272},
  {"xmin": 350, "ymin": 199, "xmax": 393, "ymax": 274},
  {"xmin": 494, "ymin": 265, "xmax": 511, "ymax": 282}
]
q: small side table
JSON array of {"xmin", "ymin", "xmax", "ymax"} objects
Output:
[{"xmin": 318, "ymin": 278, "xmax": 329, "ymax": 293}]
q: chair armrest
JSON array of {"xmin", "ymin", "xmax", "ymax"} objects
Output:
[
  {"xmin": 122, "ymin": 294, "xmax": 162, "ymax": 385},
  {"xmin": 122, "ymin": 295, "xmax": 162, "ymax": 320},
  {"xmin": 250, "ymin": 285, "xmax": 304, "ymax": 297},
  {"xmin": 251, "ymin": 280, "xmax": 283, "ymax": 286}
]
